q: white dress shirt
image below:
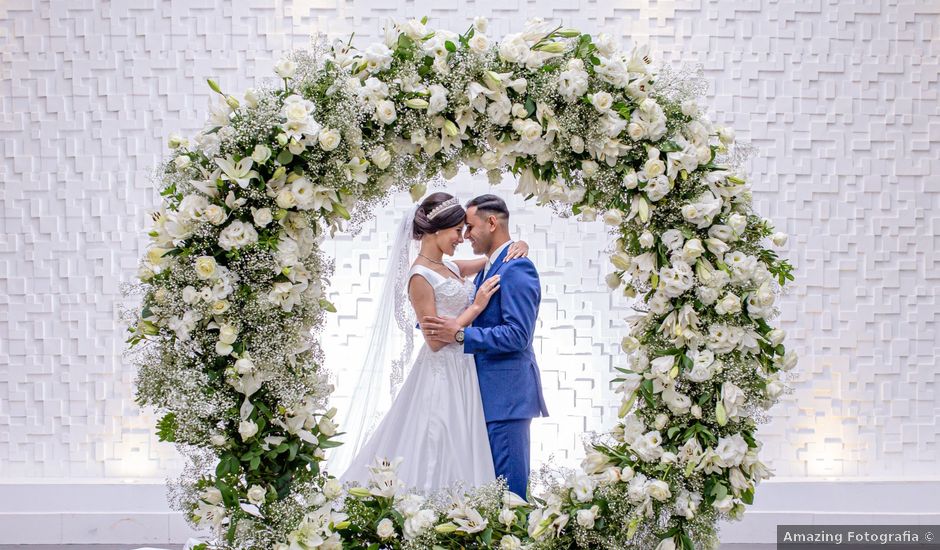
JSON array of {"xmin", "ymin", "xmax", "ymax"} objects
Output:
[{"xmin": 484, "ymin": 240, "xmax": 513, "ymax": 276}]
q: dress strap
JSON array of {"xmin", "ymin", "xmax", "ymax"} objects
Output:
[
  {"xmin": 443, "ymin": 259, "xmax": 462, "ymax": 279},
  {"xmin": 408, "ymin": 264, "xmax": 444, "ymax": 287}
]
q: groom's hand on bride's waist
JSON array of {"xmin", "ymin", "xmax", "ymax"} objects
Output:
[{"xmin": 421, "ymin": 316, "xmax": 459, "ymax": 344}]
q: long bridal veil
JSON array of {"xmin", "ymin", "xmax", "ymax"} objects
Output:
[{"xmin": 326, "ymin": 205, "xmax": 420, "ymax": 476}]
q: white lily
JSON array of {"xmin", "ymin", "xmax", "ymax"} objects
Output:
[{"xmin": 215, "ymin": 156, "xmax": 258, "ymax": 189}]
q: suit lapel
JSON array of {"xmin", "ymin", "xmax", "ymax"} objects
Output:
[{"xmin": 483, "ymin": 241, "xmax": 513, "ymax": 280}]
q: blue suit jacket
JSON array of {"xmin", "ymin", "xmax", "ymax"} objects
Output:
[{"xmin": 464, "ymin": 243, "xmax": 549, "ymax": 422}]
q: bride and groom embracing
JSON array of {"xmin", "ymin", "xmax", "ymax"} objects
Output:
[{"xmin": 337, "ymin": 192, "xmax": 549, "ymax": 500}]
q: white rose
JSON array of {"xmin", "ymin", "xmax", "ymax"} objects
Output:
[
  {"xmin": 581, "ymin": 159, "xmax": 599, "ymax": 178},
  {"xmin": 218, "ymin": 220, "xmax": 258, "ymax": 251},
  {"xmin": 376, "ymin": 518, "xmax": 395, "ymax": 539},
  {"xmin": 771, "ymin": 231, "xmax": 788, "ymax": 246},
  {"xmin": 766, "ymin": 377, "xmax": 785, "ymax": 399},
  {"xmin": 519, "ymin": 119, "xmax": 542, "ymax": 142},
  {"xmin": 499, "ymin": 535, "xmax": 522, "ymax": 550},
  {"xmin": 681, "ymin": 99, "xmax": 699, "ymax": 117},
  {"xmin": 174, "ymin": 155, "xmax": 191, "ymax": 169},
  {"xmin": 603, "ymin": 209, "xmax": 624, "ymax": 226},
  {"xmin": 238, "ymin": 419, "xmax": 259, "ymax": 440},
  {"xmin": 498, "ymin": 508, "xmax": 515, "ymax": 526},
  {"xmin": 683, "ymin": 238, "xmax": 704, "ymax": 260},
  {"xmin": 274, "ymin": 58, "xmax": 297, "ymax": 78},
  {"xmin": 194, "ymin": 256, "xmax": 217, "ymax": 280},
  {"xmin": 251, "ymin": 144, "xmax": 271, "ymax": 163},
  {"xmin": 653, "ymin": 413, "xmax": 669, "ymax": 430},
  {"xmin": 371, "ymin": 147, "xmax": 392, "ymax": 170},
  {"xmin": 644, "ymin": 156, "xmax": 666, "ymax": 178},
  {"xmin": 639, "ymin": 230, "xmax": 655, "ymax": 248},
  {"xmin": 210, "ymin": 434, "xmax": 228, "ymax": 447},
  {"xmin": 203, "ymin": 205, "xmax": 226, "ymax": 225},
  {"xmin": 588, "ymin": 91, "xmax": 614, "ymax": 113},
  {"xmin": 627, "ymin": 122, "xmax": 646, "ymax": 141},
  {"xmin": 569, "ymin": 135, "xmax": 585, "ymax": 154},
  {"xmin": 656, "ymin": 538, "xmax": 677, "ymax": 550},
  {"xmin": 473, "ymin": 17, "xmax": 488, "ymax": 32},
  {"xmin": 247, "ymin": 484, "xmax": 266, "ymax": 506},
  {"xmin": 576, "ymin": 506, "xmax": 599, "ymax": 529},
  {"xmin": 210, "ymin": 300, "xmax": 229, "ymax": 315},
  {"xmin": 623, "ymin": 170, "xmax": 638, "ymax": 189},
  {"xmin": 251, "ymin": 207, "xmax": 272, "ymax": 228},
  {"xmin": 767, "ymin": 328, "xmax": 786, "ymax": 346},
  {"xmin": 567, "ymin": 186, "xmax": 586, "ymax": 204},
  {"xmin": 375, "ymin": 100, "xmax": 397, "ymax": 125},
  {"xmin": 468, "ymin": 33, "xmax": 489, "ymax": 53},
  {"xmin": 647, "ymin": 479, "xmax": 672, "ymax": 501},
  {"xmin": 276, "ymin": 189, "xmax": 296, "ymax": 209},
  {"xmin": 715, "ymin": 292, "xmax": 742, "ymax": 315},
  {"xmin": 580, "ymin": 206, "xmax": 597, "ymax": 222},
  {"xmin": 318, "ymin": 128, "xmax": 341, "ymax": 151},
  {"xmin": 218, "ymin": 323, "xmax": 238, "ymax": 345},
  {"xmin": 400, "ymin": 18, "xmax": 427, "ymax": 40}
]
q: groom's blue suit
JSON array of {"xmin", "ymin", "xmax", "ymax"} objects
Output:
[{"xmin": 464, "ymin": 242, "xmax": 548, "ymax": 499}]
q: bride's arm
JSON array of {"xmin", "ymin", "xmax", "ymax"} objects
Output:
[
  {"xmin": 452, "ymin": 241, "xmax": 531, "ymax": 278},
  {"xmin": 453, "ymin": 258, "xmax": 486, "ymax": 278},
  {"xmin": 409, "ymin": 276, "xmax": 449, "ymax": 352}
]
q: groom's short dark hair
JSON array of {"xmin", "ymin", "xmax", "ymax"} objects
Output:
[{"xmin": 466, "ymin": 194, "xmax": 509, "ymax": 221}]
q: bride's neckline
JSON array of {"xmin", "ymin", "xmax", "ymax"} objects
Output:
[{"xmin": 414, "ymin": 259, "xmax": 462, "ymax": 282}]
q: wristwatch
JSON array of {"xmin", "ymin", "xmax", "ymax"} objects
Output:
[{"xmin": 455, "ymin": 329, "xmax": 465, "ymax": 344}]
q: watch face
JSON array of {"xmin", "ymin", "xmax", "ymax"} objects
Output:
[{"xmin": 456, "ymin": 331, "xmax": 464, "ymax": 343}]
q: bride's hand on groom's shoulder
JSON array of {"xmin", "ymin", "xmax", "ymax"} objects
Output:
[{"xmin": 504, "ymin": 240, "xmax": 529, "ymax": 261}]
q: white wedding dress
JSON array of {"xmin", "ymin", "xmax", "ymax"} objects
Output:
[{"xmin": 340, "ymin": 260, "xmax": 496, "ymax": 492}]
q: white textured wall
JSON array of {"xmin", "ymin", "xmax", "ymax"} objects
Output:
[{"xmin": 2, "ymin": 0, "xmax": 938, "ymax": 487}]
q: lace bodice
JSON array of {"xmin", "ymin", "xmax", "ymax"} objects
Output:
[{"xmin": 408, "ymin": 261, "xmax": 475, "ymax": 319}]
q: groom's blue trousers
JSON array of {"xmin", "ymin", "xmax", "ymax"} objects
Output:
[{"xmin": 486, "ymin": 418, "xmax": 532, "ymax": 499}]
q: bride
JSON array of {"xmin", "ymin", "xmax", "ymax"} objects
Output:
[{"xmin": 335, "ymin": 192, "xmax": 529, "ymax": 492}]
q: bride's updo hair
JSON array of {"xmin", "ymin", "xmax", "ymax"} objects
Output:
[{"xmin": 412, "ymin": 192, "xmax": 466, "ymax": 240}]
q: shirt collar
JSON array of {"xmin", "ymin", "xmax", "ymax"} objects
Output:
[{"xmin": 486, "ymin": 240, "xmax": 512, "ymax": 268}]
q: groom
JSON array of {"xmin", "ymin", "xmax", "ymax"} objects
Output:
[{"xmin": 422, "ymin": 194, "xmax": 548, "ymax": 499}]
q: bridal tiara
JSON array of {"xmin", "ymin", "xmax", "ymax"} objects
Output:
[{"xmin": 427, "ymin": 197, "xmax": 461, "ymax": 220}]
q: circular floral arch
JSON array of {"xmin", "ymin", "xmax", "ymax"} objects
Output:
[{"xmin": 128, "ymin": 17, "xmax": 797, "ymax": 550}]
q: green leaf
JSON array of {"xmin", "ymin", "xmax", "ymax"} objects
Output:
[
  {"xmin": 741, "ymin": 487, "xmax": 755, "ymax": 505},
  {"xmin": 525, "ymin": 97, "xmax": 536, "ymax": 118},
  {"xmin": 332, "ymin": 202, "xmax": 351, "ymax": 220},
  {"xmin": 658, "ymin": 140, "xmax": 682, "ymax": 152},
  {"xmin": 276, "ymin": 149, "xmax": 293, "ymax": 165},
  {"xmin": 481, "ymin": 526, "xmax": 493, "ymax": 546},
  {"xmin": 156, "ymin": 413, "xmax": 178, "ymax": 442},
  {"xmin": 319, "ymin": 299, "xmax": 337, "ymax": 313},
  {"xmin": 445, "ymin": 40, "xmax": 457, "ymax": 52}
]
